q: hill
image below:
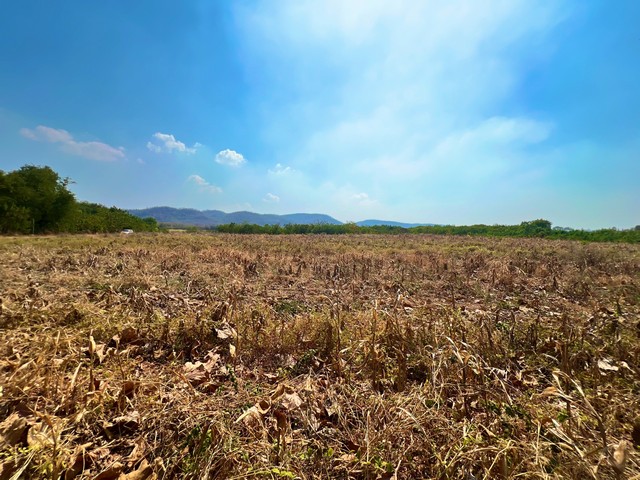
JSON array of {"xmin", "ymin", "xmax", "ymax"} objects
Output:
[{"xmin": 128, "ymin": 207, "xmax": 342, "ymax": 227}]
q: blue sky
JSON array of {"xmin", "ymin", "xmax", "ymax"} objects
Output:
[{"xmin": 1, "ymin": 1, "xmax": 638, "ymax": 229}]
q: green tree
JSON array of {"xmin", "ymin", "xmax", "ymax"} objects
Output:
[
  {"xmin": 0, "ymin": 165, "xmax": 76, "ymax": 233},
  {"xmin": 519, "ymin": 219, "xmax": 552, "ymax": 237}
]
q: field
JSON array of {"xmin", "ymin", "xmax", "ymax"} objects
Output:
[{"xmin": 0, "ymin": 233, "xmax": 639, "ymax": 479}]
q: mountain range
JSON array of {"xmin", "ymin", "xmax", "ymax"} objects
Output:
[{"xmin": 127, "ymin": 207, "xmax": 433, "ymax": 228}]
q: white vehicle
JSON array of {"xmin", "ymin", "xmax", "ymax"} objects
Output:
[{"xmin": 121, "ymin": 229, "xmax": 134, "ymax": 235}]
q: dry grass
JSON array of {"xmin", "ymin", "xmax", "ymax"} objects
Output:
[{"xmin": 0, "ymin": 233, "xmax": 639, "ymax": 479}]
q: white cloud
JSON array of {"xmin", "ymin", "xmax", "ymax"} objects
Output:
[
  {"xmin": 147, "ymin": 132, "xmax": 198, "ymax": 154},
  {"xmin": 188, "ymin": 174, "xmax": 222, "ymax": 193},
  {"xmin": 268, "ymin": 163, "xmax": 293, "ymax": 175},
  {"xmin": 215, "ymin": 149, "xmax": 246, "ymax": 167},
  {"xmin": 263, "ymin": 192, "xmax": 280, "ymax": 203},
  {"xmin": 351, "ymin": 192, "xmax": 376, "ymax": 206},
  {"xmin": 20, "ymin": 125, "xmax": 125, "ymax": 161}
]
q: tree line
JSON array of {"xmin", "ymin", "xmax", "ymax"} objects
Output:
[
  {"xmin": 0, "ymin": 165, "xmax": 157, "ymax": 234},
  {"xmin": 214, "ymin": 218, "xmax": 640, "ymax": 243},
  {"xmin": 2, "ymin": 164, "xmax": 636, "ymax": 242}
]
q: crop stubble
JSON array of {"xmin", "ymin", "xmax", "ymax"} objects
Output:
[{"xmin": 0, "ymin": 233, "xmax": 639, "ymax": 479}]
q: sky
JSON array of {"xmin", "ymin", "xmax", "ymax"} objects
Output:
[{"xmin": 0, "ymin": 1, "xmax": 638, "ymax": 229}]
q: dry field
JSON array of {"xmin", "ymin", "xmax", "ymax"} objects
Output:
[{"xmin": 0, "ymin": 233, "xmax": 639, "ymax": 479}]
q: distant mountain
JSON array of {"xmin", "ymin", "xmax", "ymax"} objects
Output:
[
  {"xmin": 356, "ymin": 219, "xmax": 435, "ymax": 228},
  {"xmin": 128, "ymin": 207, "xmax": 342, "ymax": 227}
]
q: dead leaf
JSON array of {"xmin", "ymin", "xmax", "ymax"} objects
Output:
[
  {"xmin": 0, "ymin": 458, "xmax": 19, "ymax": 480},
  {"xmin": 110, "ymin": 327, "xmax": 139, "ymax": 348},
  {"xmin": 271, "ymin": 383, "xmax": 287, "ymax": 400},
  {"xmin": 0, "ymin": 412, "xmax": 29, "ymax": 448},
  {"xmin": 89, "ymin": 335, "xmax": 96, "ymax": 356},
  {"xmin": 103, "ymin": 411, "xmax": 140, "ymax": 438},
  {"xmin": 203, "ymin": 351, "xmax": 221, "ymax": 372},
  {"xmin": 541, "ymin": 386, "xmax": 559, "ymax": 397},
  {"xmin": 183, "ymin": 362, "xmax": 208, "ymax": 386},
  {"xmin": 64, "ymin": 442, "xmax": 93, "ymax": 480},
  {"xmin": 120, "ymin": 380, "xmax": 138, "ymax": 399},
  {"xmin": 236, "ymin": 405, "xmax": 263, "ymax": 429},
  {"xmin": 255, "ymin": 399, "xmax": 271, "ymax": 415},
  {"xmin": 120, "ymin": 327, "xmax": 139, "ymax": 344},
  {"xmin": 236, "ymin": 398, "xmax": 271, "ymax": 428},
  {"xmin": 27, "ymin": 420, "xmax": 58, "ymax": 450},
  {"xmin": 274, "ymin": 409, "xmax": 288, "ymax": 433},
  {"xmin": 612, "ymin": 440, "xmax": 629, "ymax": 475},
  {"xmin": 94, "ymin": 462, "xmax": 124, "ymax": 480},
  {"xmin": 119, "ymin": 458, "xmax": 160, "ymax": 480},
  {"xmin": 270, "ymin": 384, "xmax": 303, "ymax": 411},
  {"xmin": 215, "ymin": 323, "xmax": 236, "ymax": 340},
  {"xmin": 597, "ymin": 359, "xmax": 619, "ymax": 373},
  {"xmin": 281, "ymin": 391, "xmax": 303, "ymax": 411},
  {"xmin": 630, "ymin": 417, "xmax": 640, "ymax": 448},
  {"xmin": 126, "ymin": 439, "xmax": 147, "ymax": 464},
  {"xmin": 95, "ymin": 344, "xmax": 110, "ymax": 364}
]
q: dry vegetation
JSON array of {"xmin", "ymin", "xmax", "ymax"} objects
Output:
[{"xmin": 0, "ymin": 233, "xmax": 639, "ymax": 479}]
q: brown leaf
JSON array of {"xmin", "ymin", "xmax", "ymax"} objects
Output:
[
  {"xmin": 632, "ymin": 418, "xmax": 640, "ymax": 448},
  {"xmin": 270, "ymin": 384, "xmax": 303, "ymax": 411},
  {"xmin": 203, "ymin": 352, "xmax": 221, "ymax": 372},
  {"xmin": 183, "ymin": 362, "xmax": 208, "ymax": 386},
  {"xmin": 113, "ymin": 411, "xmax": 140, "ymax": 430},
  {"xmin": 541, "ymin": 386, "xmax": 558, "ymax": 397},
  {"xmin": 0, "ymin": 457, "xmax": 19, "ymax": 480},
  {"xmin": 236, "ymin": 405, "xmax": 263, "ymax": 430},
  {"xmin": 271, "ymin": 383, "xmax": 286, "ymax": 400},
  {"xmin": 94, "ymin": 462, "xmax": 124, "ymax": 480},
  {"xmin": 0, "ymin": 412, "xmax": 29, "ymax": 448},
  {"xmin": 120, "ymin": 327, "xmax": 139, "ymax": 345},
  {"xmin": 103, "ymin": 411, "xmax": 140, "ymax": 438},
  {"xmin": 612, "ymin": 440, "xmax": 629, "ymax": 475},
  {"xmin": 64, "ymin": 443, "xmax": 93, "ymax": 480},
  {"xmin": 120, "ymin": 380, "xmax": 138, "ymax": 399},
  {"xmin": 110, "ymin": 327, "xmax": 139, "ymax": 348},
  {"xmin": 119, "ymin": 458, "xmax": 160, "ymax": 480},
  {"xmin": 274, "ymin": 409, "xmax": 288, "ymax": 432},
  {"xmin": 281, "ymin": 391, "xmax": 303, "ymax": 411},
  {"xmin": 126, "ymin": 439, "xmax": 147, "ymax": 464},
  {"xmin": 255, "ymin": 399, "xmax": 271, "ymax": 415}
]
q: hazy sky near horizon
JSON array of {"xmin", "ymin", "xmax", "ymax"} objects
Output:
[{"xmin": 1, "ymin": 1, "xmax": 638, "ymax": 229}]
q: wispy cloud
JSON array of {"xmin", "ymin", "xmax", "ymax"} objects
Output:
[
  {"xmin": 20, "ymin": 125, "xmax": 125, "ymax": 161},
  {"xmin": 268, "ymin": 163, "xmax": 293, "ymax": 175},
  {"xmin": 215, "ymin": 149, "xmax": 246, "ymax": 167},
  {"xmin": 263, "ymin": 192, "xmax": 280, "ymax": 203},
  {"xmin": 147, "ymin": 132, "xmax": 199, "ymax": 154},
  {"xmin": 234, "ymin": 1, "xmax": 566, "ymax": 221},
  {"xmin": 187, "ymin": 174, "xmax": 222, "ymax": 193},
  {"xmin": 351, "ymin": 192, "xmax": 376, "ymax": 207}
]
